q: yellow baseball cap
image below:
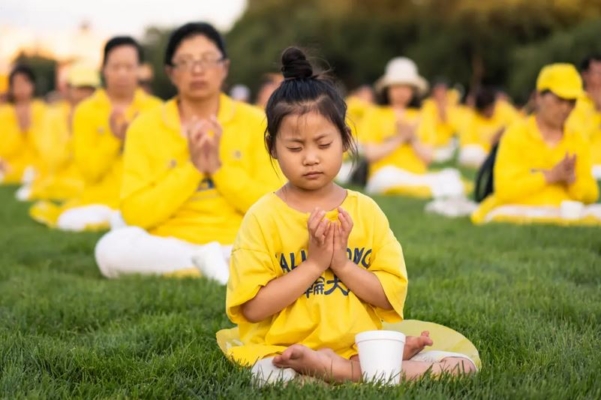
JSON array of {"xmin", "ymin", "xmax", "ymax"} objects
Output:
[
  {"xmin": 536, "ymin": 63, "xmax": 583, "ymax": 100},
  {"xmin": 67, "ymin": 64, "xmax": 100, "ymax": 88}
]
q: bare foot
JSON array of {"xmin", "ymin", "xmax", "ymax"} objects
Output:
[
  {"xmin": 403, "ymin": 331, "xmax": 434, "ymax": 360},
  {"xmin": 273, "ymin": 345, "xmax": 359, "ymax": 383}
]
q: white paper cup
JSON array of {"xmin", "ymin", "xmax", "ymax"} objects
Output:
[
  {"xmin": 356, "ymin": 330, "xmax": 405, "ymax": 384},
  {"xmin": 560, "ymin": 200, "xmax": 584, "ymax": 220}
]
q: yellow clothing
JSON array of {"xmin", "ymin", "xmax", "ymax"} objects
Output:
[
  {"xmin": 27, "ymin": 103, "xmax": 83, "ymax": 200},
  {"xmin": 69, "ymin": 89, "xmax": 162, "ymax": 208},
  {"xmin": 567, "ymin": 94, "xmax": 601, "ymax": 166},
  {"xmin": 120, "ymin": 95, "xmax": 284, "ymax": 245},
  {"xmin": 28, "ymin": 89, "xmax": 161, "ymax": 229},
  {"xmin": 421, "ymin": 99, "xmax": 463, "ymax": 147},
  {"xmin": 361, "ymin": 106, "xmax": 436, "ymax": 175},
  {"xmin": 217, "ymin": 320, "xmax": 482, "ymax": 370},
  {"xmin": 226, "ymin": 190, "xmax": 407, "ymax": 366},
  {"xmin": 472, "ymin": 116, "xmax": 599, "ymax": 224},
  {"xmin": 459, "ymin": 100, "xmax": 521, "ymax": 152},
  {"xmin": 346, "ymin": 95, "xmax": 373, "ymax": 136},
  {"xmin": 0, "ymin": 100, "xmax": 47, "ymax": 183}
]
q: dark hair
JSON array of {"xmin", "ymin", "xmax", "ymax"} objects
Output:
[
  {"xmin": 8, "ymin": 64, "xmax": 36, "ymax": 103},
  {"xmin": 264, "ymin": 47, "xmax": 356, "ymax": 159},
  {"xmin": 474, "ymin": 87, "xmax": 497, "ymax": 113},
  {"xmin": 103, "ymin": 36, "xmax": 143, "ymax": 66},
  {"xmin": 164, "ymin": 22, "xmax": 227, "ymax": 66},
  {"xmin": 579, "ymin": 53, "xmax": 601, "ymax": 72}
]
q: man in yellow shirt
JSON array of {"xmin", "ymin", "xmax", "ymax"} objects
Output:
[
  {"xmin": 17, "ymin": 64, "xmax": 99, "ymax": 201},
  {"xmin": 30, "ymin": 37, "xmax": 162, "ymax": 231},
  {"xmin": 94, "ymin": 22, "xmax": 283, "ymax": 280},
  {"xmin": 567, "ymin": 54, "xmax": 601, "ymax": 180},
  {"xmin": 472, "ymin": 63, "xmax": 600, "ymax": 225}
]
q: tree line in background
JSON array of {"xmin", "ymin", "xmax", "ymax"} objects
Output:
[{"xmin": 15, "ymin": 0, "xmax": 601, "ymax": 104}]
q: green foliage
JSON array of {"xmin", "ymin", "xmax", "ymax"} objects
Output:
[
  {"xmin": 140, "ymin": 27, "xmax": 178, "ymax": 100},
  {"xmin": 510, "ymin": 18, "xmax": 601, "ymax": 103},
  {"xmin": 1, "ymin": 184, "xmax": 601, "ymax": 398}
]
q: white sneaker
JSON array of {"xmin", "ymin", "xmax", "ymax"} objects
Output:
[
  {"xmin": 251, "ymin": 357, "xmax": 297, "ymax": 387},
  {"xmin": 191, "ymin": 242, "xmax": 229, "ymax": 285},
  {"xmin": 15, "ymin": 185, "xmax": 32, "ymax": 201}
]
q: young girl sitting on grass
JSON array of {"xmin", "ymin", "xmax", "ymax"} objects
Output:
[{"xmin": 225, "ymin": 47, "xmax": 477, "ymax": 384}]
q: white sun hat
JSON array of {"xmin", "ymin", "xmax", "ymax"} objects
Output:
[{"xmin": 375, "ymin": 57, "xmax": 429, "ymax": 96}]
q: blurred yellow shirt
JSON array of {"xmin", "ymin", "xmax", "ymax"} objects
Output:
[
  {"xmin": 120, "ymin": 94, "xmax": 284, "ymax": 245},
  {"xmin": 458, "ymin": 100, "xmax": 521, "ymax": 152},
  {"xmin": 567, "ymin": 94, "xmax": 601, "ymax": 166},
  {"xmin": 472, "ymin": 116, "xmax": 599, "ymax": 224},
  {"xmin": 360, "ymin": 106, "xmax": 436, "ymax": 175},
  {"xmin": 70, "ymin": 88, "xmax": 161, "ymax": 208},
  {"xmin": 346, "ymin": 95, "xmax": 373, "ymax": 135},
  {"xmin": 421, "ymin": 92, "xmax": 462, "ymax": 147},
  {"xmin": 226, "ymin": 190, "xmax": 407, "ymax": 366},
  {"xmin": 28, "ymin": 102, "xmax": 84, "ymax": 200},
  {"xmin": 0, "ymin": 100, "xmax": 47, "ymax": 183}
]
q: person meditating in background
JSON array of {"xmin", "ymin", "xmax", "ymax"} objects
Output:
[
  {"xmin": 457, "ymin": 87, "xmax": 521, "ymax": 168},
  {"xmin": 567, "ymin": 54, "xmax": 601, "ymax": 180},
  {"xmin": 16, "ymin": 64, "xmax": 99, "ymax": 201},
  {"xmin": 30, "ymin": 36, "xmax": 162, "ymax": 231},
  {"xmin": 0, "ymin": 65, "xmax": 47, "ymax": 185},
  {"xmin": 361, "ymin": 57, "xmax": 466, "ymax": 199},
  {"xmin": 94, "ymin": 22, "xmax": 283, "ymax": 281},
  {"xmin": 472, "ymin": 63, "xmax": 600, "ymax": 225}
]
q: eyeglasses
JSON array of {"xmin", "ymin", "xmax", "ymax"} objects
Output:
[{"xmin": 171, "ymin": 56, "xmax": 225, "ymax": 71}]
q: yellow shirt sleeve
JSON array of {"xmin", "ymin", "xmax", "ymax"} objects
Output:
[
  {"xmin": 365, "ymin": 197, "xmax": 408, "ymax": 322},
  {"xmin": 493, "ymin": 123, "xmax": 548, "ymax": 204},
  {"xmin": 31, "ymin": 110, "xmax": 70, "ymax": 171},
  {"xmin": 120, "ymin": 115, "xmax": 204, "ymax": 229},
  {"xmin": 226, "ymin": 211, "xmax": 278, "ymax": 325},
  {"xmin": 567, "ymin": 134, "xmax": 599, "ymax": 204},
  {"xmin": 0, "ymin": 107, "xmax": 26, "ymax": 159},
  {"xmin": 72, "ymin": 104, "xmax": 121, "ymax": 184},
  {"xmin": 211, "ymin": 115, "xmax": 283, "ymax": 214}
]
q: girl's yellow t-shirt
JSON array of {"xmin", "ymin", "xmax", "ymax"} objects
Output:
[
  {"xmin": 226, "ymin": 190, "xmax": 408, "ymax": 366},
  {"xmin": 360, "ymin": 106, "xmax": 436, "ymax": 175}
]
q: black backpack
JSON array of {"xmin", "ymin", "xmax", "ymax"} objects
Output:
[
  {"xmin": 349, "ymin": 159, "xmax": 369, "ymax": 187},
  {"xmin": 474, "ymin": 143, "xmax": 500, "ymax": 203}
]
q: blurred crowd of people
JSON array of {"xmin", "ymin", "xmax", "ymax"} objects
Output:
[{"xmin": 1, "ymin": 23, "xmax": 600, "ymax": 281}]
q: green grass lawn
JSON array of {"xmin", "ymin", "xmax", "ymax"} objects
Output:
[{"xmin": 1, "ymin": 185, "xmax": 600, "ymax": 399}]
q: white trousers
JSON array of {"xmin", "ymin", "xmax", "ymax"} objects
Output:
[
  {"xmin": 485, "ymin": 204, "xmax": 601, "ymax": 222},
  {"xmin": 56, "ymin": 205, "xmax": 118, "ymax": 231},
  {"xmin": 95, "ymin": 226, "xmax": 232, "ymax": 281},
  {"xmin": 433, "ymin": 140, "xmax": 457, "ymax": 163},
  {"xmin": 336, "ymin": 161, "xmax": 354, "ymax": 185},
  {"xmin": 593, "ymin": 165, "xmax": 601, "ymax": 180},
  {"xmin": 458, "ymin": 145, "xmax": 488, "ymax": 168},
  {"xmin": 366, "ymin": 166, "xmax": 465, "ymax": 199}
]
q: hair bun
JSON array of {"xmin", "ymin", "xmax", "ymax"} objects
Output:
[{"xmin": 281, "ymin": 47, "xmax": 313, "ymax": 80}]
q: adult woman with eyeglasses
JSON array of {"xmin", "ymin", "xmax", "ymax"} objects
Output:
[{"xmin": 94, "ymin": 22, "xmax": 284, "ymax": 281}]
